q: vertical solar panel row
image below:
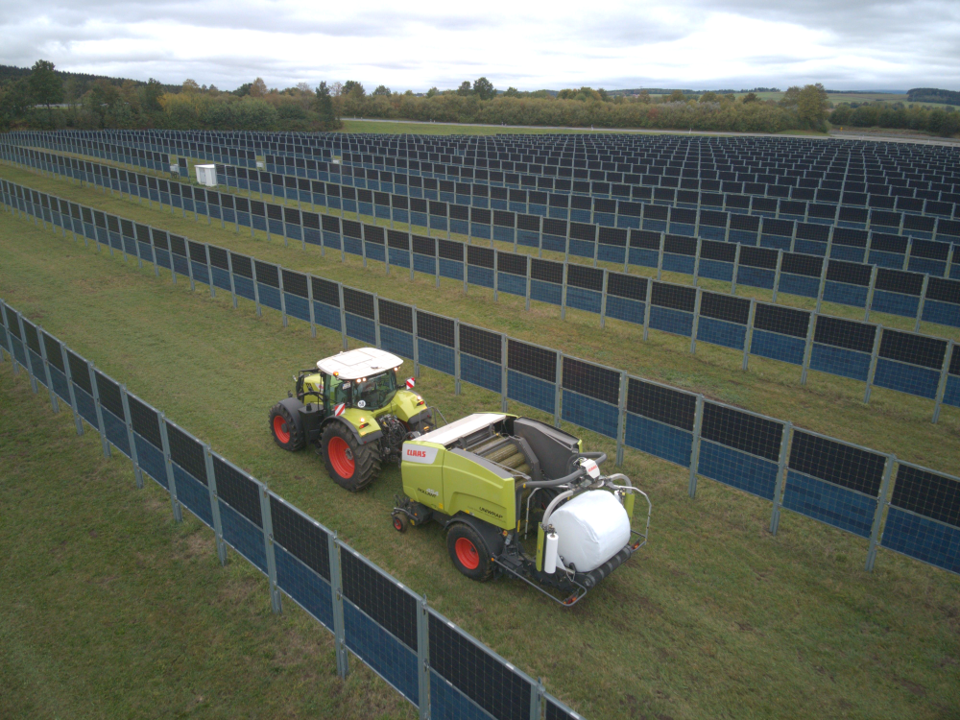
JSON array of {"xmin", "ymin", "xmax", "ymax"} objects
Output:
[{"xmin": 3, "ymin": 178, "xmax": 959, "ymax": 420}]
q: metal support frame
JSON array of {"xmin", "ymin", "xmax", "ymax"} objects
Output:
[
  {"xmin": 731, "ymin": 243, "xmax": 742, "ymax": 294},
  {"xmin": 158, "ymin": 413, "xmax": 184, "ymax": 523},
  {"xmin": 87, "ymin": 361, "xmax": 111, "ymax": 458},
  {"xmin": 453, "ymin": 319, "xmax": 461, "ymax": 395},
  {"xmin": 205, "ymin": 244, "xmax": 216, "ymax": 298},
  {"xmin": 525, "ymin": 257, "xmax": 532, "ymax": 312},
  {"xmin": 17, "ymin": 313, "xmax": 39, "ymax": 393},
  {"xmin": 769, "ymin": 422, "xmax": 793, "ymax": 535},
  {"xmin": 600, "ymin": 269, "xmax": 609, "ymax": 329},
  {"xmin": 615, "ymin": 372, "xmax": 628, "ymax": 466},
  {"xmin": 864, "ymin": 326, "xmax": 883, "ymax": 404},
  {"xmin": 60, "ymin": 343, "xmax": 84, "ymax": 436},
  {"xmin": 864, "ymin": 265, "xmax": 879, "ymax": 322},
  {"xmin": 327, "ymin": 532, "xmax": 350, "ymax": 679},
  {"xmin": 119, "ymin": 385, "xmax": 143, "ymax": 489},
  {"xmin": 915, "ymin": 274, "xmax": 930, "ymax": 333},
  {"xmin": 932, "ymin": 340, "xmax": 954, "ymax": 424},
  {"xmin": 251, "ymin": 258, "xmax": 262, "ymax": 317},
  {"xmin": 307, "ymin": 272, "xmax": 317, "ymax": 338},
  {"xmin": 417, "ymin": 597, "xmax": 431, "ymax": 720},
  {"xmin": 278, "ymin": 266, "xmax": 288, "ymax": 328},
  {"xmin": 742, "ymin": 299, "xmax": 757, "ymax": 370},
  {"xmin": 688, "ymin": 395, "xmax": 704, "ymax": 498},
  {"xmin": 203, "ymin": 445, "xmax": 228, "ymax": 565},
  {"xmin": 553, "ymin": 352, "xmax": 563, "ymax": 429},
  {"xmin": 258, "ymin": 484, "xmax": 283, "ymax": 614},
  {"xmin": 501, "ymin": 334, "xmax": 509, "ymax": 412},
  {"xmin": 689, "ymin": 288, "xmax": 702, "ymax": 354},
  {"xmin": 800, "ymin": 313, "xmax": 816, "ymax": 386},
  {"xmin": 865, "ymin": 454, "xmax": 896, "ymax": 572},
  {"xmin": 771, "ymin": 249, "xmax": 784, "ymax": 303},
  {"xmin": 642, "ymin": 279, "xmax": 653, "ymax": 342}
]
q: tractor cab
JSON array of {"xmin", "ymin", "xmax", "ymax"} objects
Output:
[{"xmin": 316, "ymin": 347, "xmax": 404, "ymax": 416}]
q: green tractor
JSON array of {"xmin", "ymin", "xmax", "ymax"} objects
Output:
[
  {"xmin": 269, "ymin": 348, "xmax": 433, "ymax": 491},
  {"xmin": 392, "ymin": 413, "xmax": 651, "ymax": 605}
]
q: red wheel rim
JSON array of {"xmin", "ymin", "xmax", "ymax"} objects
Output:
[
  {"xmin": 455, "ymin": 537, "xmax": 480, "ymax": 570},
  {"xmin": 273, "ymin": 415, "xmax": 290, "ymax": 444},
  {"xmin": 393, "ymin": 516, "xmax": 404, "ymax": 531},
  {"xmin": 328, "ymin": 436, "xmax": 355, "ymax": 477}
]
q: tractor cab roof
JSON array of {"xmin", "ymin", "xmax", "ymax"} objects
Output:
[{"xmin": 316, "ymin": 347, "xmax": 403, "ymax": 381}]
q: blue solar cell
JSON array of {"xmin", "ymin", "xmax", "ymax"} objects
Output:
[
  {"xmin": 628, "ymin": 247, "xmax": 659, "ymax": 269},
  {"xmin": 173, "ymin": 465, "xmax": 213, "ymax": 527},
  {"xmin": 461, "ymin": 354, "xmax": 501, "ymax": 393},
  {"xmin": 697, "ymin": 316, "xmax": 747, "ymax": 350},
  {"xmin": 74, "ymin": 386, "xmax": 99, "ymax": 429},
  {"xmin": 418, "ymin": 338, "xmax": 456, "ymax": 375},
  {"xmin": 211, "ymin": 267, "xmax": 232, "ymax": 291},
  {"xmin": 561, "ymin": 390, "xmax": 619, "ymax": 439},
  {"xmin": 921, "ymin": 300, "xmax": 960, "ymax": 329},
  {"xmin": 284, "ymin": 294, "xmax": 310, "ymax": 322},
  {"xmin": 468, "ymin": 266, "xmax": 494, "ymax": 289},
  {"xmin": 605, "ymin": 296, "xmax": 645, "ymax": 325},
  {"xmin": 345, "ymin": 314, "xmax": 376, "ymax": 344},
  {"xmin": 649, "ymin": 306, "xmax": 694, "ymax": 337},
  {"xmin": 624, "ymin": 413, "xmax": 693, "ymax": 467},
  {"xmin": 872, "ymin": 358, "xmax": 941, "ymax": 399},
  {"xmin": 275, "ymin": 544, "xmax": 334, "ymax": 629},
  {"xmin": 881, "ymin": 507, "xmax": 960, "ymax": 574},
  {"xmin": 662, "ymin": 254, "xmax": 695, "ymax": 275},
  {"xmin": 697, "ymin": 440, "xmax": 778, "ymax": 500},
  {"xmin": 496, "ymin": 273, "xmax": 526, "ymax": 297},
  {"xmin": 313, "ymin": 302, "xmax": 341, "ymax": 332},
  {"xmin": 344, "ymin": 600, "xmax": 419, "ymax": 705},
  {"xmin": 566, "ymin": 287, "xmax": 602, "ymax": 314},
  {"xmin": 698, "ymin": 258, "xmax": 735, "ymax": 282},
  {"xmin": 101, "ymin": 407, "xmax": 130, "ymax": 457},
  {"xmin": 530, "ymin": 279, "xmax": 562, "ymax": 306},
  {"xmin": 944, "ymin": 376, "xmax": 960, "ymax": 408},
  {"xmin": 439, "ymin": 258, "xmax": 464, "ymax": 281},
  {"xmin": 782, "ymin": 470, "xmax": 877, "ymax": 537},
  {"xmin": 751, "ymin": 330, "xmax": 805, "ymax": 365},
  {"xmin": 233, "ymin": 275, "xmax": 255, "ymax": 300},
  {"xmin": 737, "ymin": 266, "xmax": 776, "ymax": 290},
  {"xmin": 809, "ymin": 344, "xmax": 871, "ymax": 382},
  {"xmin": 135, "ymin": 434, "xmax": 167, "ymax": 488},
  {"xmin": 871, "ymin": 291, "xmax": 920, "ymax": 319},
  {"xmin": 219, "ymin": 501, "xmax": 267, "ymax": 572},
  {"xmin": 793, "ymin": 239, "xmax": 827, "ymax": 256},
  {"xmin": 778, "ymin": 274, "xmax": 820, "ymax": 299},
  {"xmin": 507, "ymin": 370, "xmax": 555, "ymax": 414},
  {"xmin": 379, "ymin": 327, "xmax": 414, "ymax": 359}
]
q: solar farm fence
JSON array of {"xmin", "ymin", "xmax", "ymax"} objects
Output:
[
  {"xmin": 3, "ymin": 175, "xmax": 958, "ymax": 421},
  {"xmin": 2, "ymin": 190, "xmax": 958, "ymax": 578},
  {"xmin": 0, "ymin": 300, "xmax": 589, "ymax": 720}
]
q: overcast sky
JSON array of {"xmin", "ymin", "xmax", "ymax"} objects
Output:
[{"xmin": 2, "ymin": 0, "xmax": 958, "ymax": 92}]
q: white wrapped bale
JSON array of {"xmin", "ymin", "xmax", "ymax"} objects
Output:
[{"xmin": 549, "ymin": 491, "xmax": 631, "ymax": 573}]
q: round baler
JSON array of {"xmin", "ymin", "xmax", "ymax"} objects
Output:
[{"xmin": 392, "ymin": 413, "xmax": 651, "ymax": 605}]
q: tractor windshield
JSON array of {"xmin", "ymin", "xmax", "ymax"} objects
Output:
[{"xmin": 353, "ymin": 370, "xmax": 398, "ymax": 411}]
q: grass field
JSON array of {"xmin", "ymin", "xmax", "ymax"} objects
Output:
[{"xmin": 1, "ymin": 161, "xmax": 960, "ymax": 718}]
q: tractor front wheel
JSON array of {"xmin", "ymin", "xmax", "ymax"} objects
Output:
[
  {"xmin": 269, "ymin": 403, "xmax": 304, "ymax": 451},
  {"xmin": 446, "ymin": 524, "xmax": 494, "ymax": 581},
  {"xmin": 321, "ymin": 423, "xmax": 381, "ymax": 492}
]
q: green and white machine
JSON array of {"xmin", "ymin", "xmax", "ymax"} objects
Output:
[
  {"xmin": 269, "ymin": 348, "xmax": 433, "ymax": 492},
  {"xmin": 392, "ymin": 413, "xmax": 651, "ymax": 605}
]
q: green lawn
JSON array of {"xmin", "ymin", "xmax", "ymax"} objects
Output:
[{"xmin": 1, "ymin": 176, "xmax": 959, "ymax": 718}]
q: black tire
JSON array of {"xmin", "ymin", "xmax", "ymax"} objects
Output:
[
  {"xmin": 446, "ymin": 523, "xmax": 495, "ymax": 581},
  {"xmin": 321, "ymin": 422, "xmax": 381, "ymax": 492},
  {"xmin": 269, "ymin": 402, "xmax": 304, "ymax": 451},
  {"xmin": 392, "ymin": 513, "xmax": 409, "ymax": 533}
]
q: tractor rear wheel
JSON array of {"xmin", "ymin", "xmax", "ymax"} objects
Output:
[
  {"xmin": 321, "ymin": 423, "xmax": 381, "ymax": 492},
  {"xmin": 446, "ymin": 524, "xmax": 494, "ymax": 581},
  {"xmin": 269, "ymin": 403, "xmax": 304, "ymax": 451}
]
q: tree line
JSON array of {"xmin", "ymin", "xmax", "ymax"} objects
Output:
[{"xmin": 8, "ymin": 60, "xmax": 955, "ymax": 138}]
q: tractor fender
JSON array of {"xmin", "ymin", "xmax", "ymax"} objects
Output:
[
  {"xmin": 277, "ymin": 397, "xmax": 305, "ymax": 436},
  {"xmin": 319, "ymin": 416, "xmax": 383, "ymax": 446},
  {"xmin": 444, "ymin": 513, "xmax": 505, "ymax": 558}
]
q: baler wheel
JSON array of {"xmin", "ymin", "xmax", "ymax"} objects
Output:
[{"xmin": 446, "ymin": 524, "xmax": 494, "ymax": 581}]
